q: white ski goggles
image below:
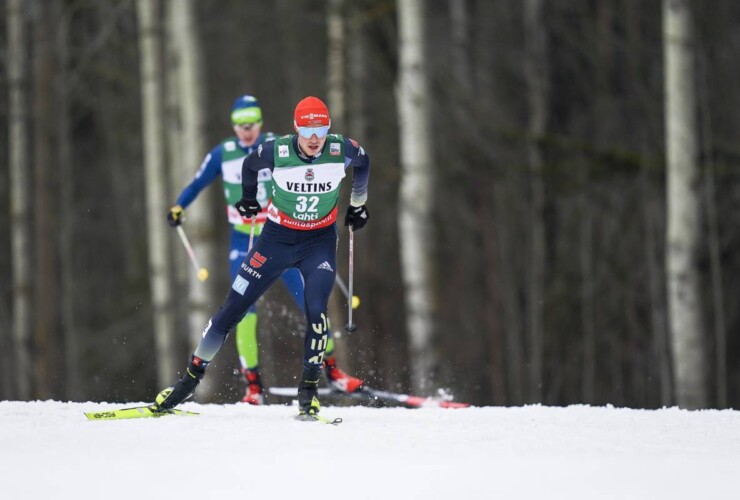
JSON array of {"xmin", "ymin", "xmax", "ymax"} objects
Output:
[{"xmin": 296, "ymin": 125, "xmax": 330, "ymax": 139}]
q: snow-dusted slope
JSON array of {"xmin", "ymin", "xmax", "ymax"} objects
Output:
[{"xmin": 2, "ymin": 401, "xmax": 738, "ymax": 499}]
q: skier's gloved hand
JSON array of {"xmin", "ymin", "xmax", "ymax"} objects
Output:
[
  {"xmin": 344, "ymin": 204, "xmax": 369, "ymax": 231},
  {"xmin": 167, "ymin": 205, "xmax": 184, "ymax": 227},
  {"xmin": 235, "ymin": 198, "xmax": 262, "ymax": 218}
]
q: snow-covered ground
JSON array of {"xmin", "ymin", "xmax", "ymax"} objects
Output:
[{"xmin": 1, "ymin": 401, "xmax": 739, "ymax": 499}]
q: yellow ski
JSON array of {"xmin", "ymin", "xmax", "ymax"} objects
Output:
[
  {"xmin": 295, "ymin": 413, "xmax": 342, "ymax": 425},
  {"xmin": 84, "ymin": 405, "xmax": 199, "ymax": 421}
]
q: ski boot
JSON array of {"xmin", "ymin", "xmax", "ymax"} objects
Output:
[
  {"xmin": 240, "ymin": 368, "xmax": 264, "ymax": 405},
  {"xmin": 153, "ymin": 355, "xmax": 208, "ymax": 411},
  {"xmin": 297, "ymin": 364, "xmax": 322, "ymax": 416},
  {"xmin": 324, "ymin": 356, "xmax": 363, "ymax": 393}
]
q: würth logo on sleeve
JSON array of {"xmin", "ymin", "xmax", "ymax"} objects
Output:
[{"xmin": 250, "ymin": 252, "xmax": 267, "ymax": 268}]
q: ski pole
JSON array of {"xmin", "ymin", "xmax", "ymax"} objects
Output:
[
  {"xmin": 176, "ymin": 225, "xmax": 209, "ymax": 281},
  {"xmin": 335, "ymin": 274, "xmax": 360, "ymax": 310},
  {"xmin": 345, "ymin": 226, "xmax": 357, "ymax": 332},
  {"xmin": 248, "ymin": 216, "xmax": 256, "ymax": 252}
]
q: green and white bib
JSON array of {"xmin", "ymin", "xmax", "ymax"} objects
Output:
[
  {"xmin": 220, "ymin": 137, "xmax": 273, "ymax": 231},
  {"xmin": 267, "ymin": 134, "xmax": 346, "ymax": 230}
]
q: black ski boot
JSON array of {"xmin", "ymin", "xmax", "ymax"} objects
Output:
[
  {"xmin": 154, "ymin": 355, "xmax": 208, "ymax": 411},
  {"xmin": 297, "ymin": 364, "xmax": 322, "ymax": 416}
]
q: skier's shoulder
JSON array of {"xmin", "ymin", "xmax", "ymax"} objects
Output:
[
  {"xmin": 254, "ymin": 132, "xmax": 278, "ymax": 156},
  {"xmin": 243, "ymin": 135, "xmax": 278, "ymax": 171},
  {"xmin": 325, "ymin": 133, "xmax": 363, "ymax": 152},
  {"xmin": 198, "ymin": 141, "xmax": 230, "ymax": 169},
  {"xmin": 342, "ymin": 136, "xmax": 367, "ymax": 159},
  {"xmin": 261, "ymin": 131, "xmax": 279, "ymax": 143},
  {"xmin": 219, "ymin": 137, "xmax": 240, "ymax": 153},
  {"xmin": 272, "ymin": 133, "xmax": 294, "ymax": 145}
]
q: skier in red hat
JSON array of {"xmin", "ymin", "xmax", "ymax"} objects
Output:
[{"xmin": 155, "ymin": 96, "xmax": 370, "ymax": 418}]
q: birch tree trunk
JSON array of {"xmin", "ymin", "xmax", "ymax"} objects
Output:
[
  {"xmin": 397, "ymin": 0, "xmax": 435, "ymax": 393},
  {"xmin": 663, "ymin": 0, "xmax": 707, "ymax": 409},
  {"xmin": 523, "ymin": 0, "xmax": 548, "ymax": 403},
  {"xmin": 327, "ymin": 0, "xmax": 345, "ymax": 130},
  {"xmin": 169, "ymin": 0, "xmax": 215, "ymax": 354},
  {"xmin": 137, "ymin": 0, "xmax": 176, "ymax": 385},
  {"xmin": 165, "ymin": 0, "xmax": 187, "ymax": 340},
  {"xmin": 326, "ymin": 0, "xmax": 353, "ymax": 369},
  {"xmin": 8, "ymin": 0, "xmax": 33, "ymax": 400},
  {"xmin": 348, "ymin": 2, "xmax": 367, "ymax": 141},
  {"xmin": 164, "ymin": 0, "xmax": 218, "ymax": 397}
]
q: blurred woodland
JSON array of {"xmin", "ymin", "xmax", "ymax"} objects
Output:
[{"xmin": 2, "ymin": 0, "xmax": 740, "ymax": 409}]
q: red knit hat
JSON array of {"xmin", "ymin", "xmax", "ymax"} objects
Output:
[{"xmin": 294, "ymin": 96, "xmax": 331, "ymax": 127}]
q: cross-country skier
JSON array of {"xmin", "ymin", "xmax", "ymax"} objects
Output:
[{"xmin": 165, "ymin": 95, "xmax": 363, "ymax": 408}]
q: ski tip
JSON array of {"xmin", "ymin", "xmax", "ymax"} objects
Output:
[{"xmin": 84, "ymin": 411, "xmax": 113, "ymax": 420}]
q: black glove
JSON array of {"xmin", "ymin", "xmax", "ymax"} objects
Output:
[
  {"xmin": 344, "ymin": 205, "xmax": 369, "ymax": 231},
  {"xmin": 235, "ymin": 198, "xmax": 262, "ymax": 218},
  {"xmin": 167, "ymin": 205, "xmax": 184, "ymax": 227}
]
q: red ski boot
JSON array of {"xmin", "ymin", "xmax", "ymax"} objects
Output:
[
  {"xmin": 241, "ymin": 368, "xmax": 264, "ymax": 405},
  {"xmin": 324, "ymin": 356, "xmax": 363, "ymax": 393}
]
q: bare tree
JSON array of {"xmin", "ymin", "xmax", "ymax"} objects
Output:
[
  {"xmin": 397, "ymin": 0, "xmax": 435, "ymax": 393},
  {"xmin": 7, "ymin": 0, "xmax": 33, "ymax": 400},
  {"xmin": 523, "ymin": 0, "xmax": 548, "ymax": 402},
  {"xmin": 663, "ymin": 0, "xmax": 707, "ymax": 408},
  {"xmin": 137, "ymin": 0, "xmax": 176, "ymax": 385},
  {"xmin": 325, "ymin": 0, "xmax": 354, "ymax": 369},
  {"xmin": 4, "ymin": 0, "xmax": 740, "ymax": 409},
  {"xmin": 327, "ymin": 0, "xmax": 346, "ymax": 130},
  {"xmin": 625, "ymin": 0, "xmax": 673, "ymax": 407},
  {"xmin": 164, "ymin": 0, "xmax": 187, "ymax": 329},
  {"xmin": 55, "ymin": 0, "xmax": 83, "ymax": 400},
  {"xmin": 449, "ymin": 0, "xmax": 472, "ymax": 97},
  {"xmin": 167, "ymin": 0, "xmax": 216, "ymax": 356},
  {"xmin": 697, "ymin": 52, "xmax": 727, "ymax": 409},
  {"xmin": 276, "ymin": 0, "xmax": 305, "ymax": 106},
  {"xmin": 579, "ymin": 177, "xmax": 596, "ymax": 403},
  {"xmin": 641, "ymin": 160, "xmax": 674, "ymax": 407},
  {"xmin": 347, "ymin": 1, "xmax": 367, "ymax": 142},
  {"xmin": 31, "ymin": 0, "xmax": 61, "ymax": 399}
]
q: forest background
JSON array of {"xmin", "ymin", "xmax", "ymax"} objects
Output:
[{"xmin": 2, "ymin": 0, "xmax": 739, "ymax": 410}]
